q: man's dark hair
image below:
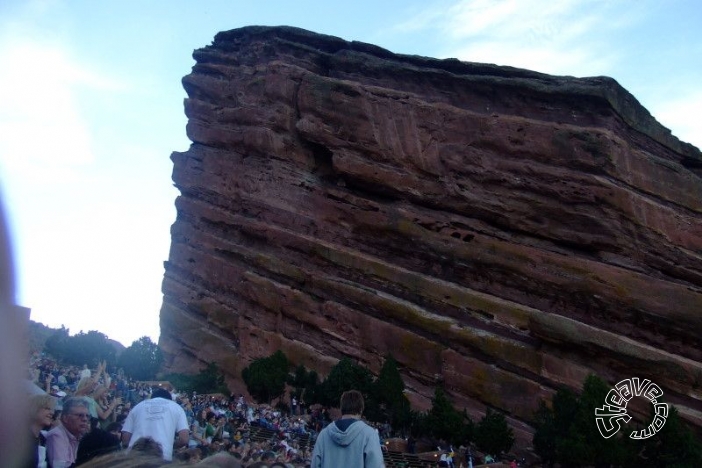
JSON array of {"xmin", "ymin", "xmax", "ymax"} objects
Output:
[
  {"xmin": 151, "ymin": 387, "xmax": 172, "ymax": 400},
  {"xmin": 105, "ymin": 422, "xmax": 122, "ymax": 433},
  {"xmin": 75, "ymin": 427, "xmax": 120, "ymax": 465},
  {"xmin": 131, "ymin": 436, "xmax": 164, "ymax": 458},
  {"xmin": 340, "ymin": 390, "xmax": 364, "ymax": 415}
]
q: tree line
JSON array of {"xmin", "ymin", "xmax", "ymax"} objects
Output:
[
  {"xmin": 42, "ymin": 326, "xmax": 163, "ymax": 381},
  {"xmin": 241, "ymin": 351, "xmax": 514, "ymax": 457},
  {"xmin": 533, "ymin": 374, "xmax": 702, "ymax": 467},
  {"xmin": 241, "ymin": 351, "xmax": 702, "ymax": 465}
]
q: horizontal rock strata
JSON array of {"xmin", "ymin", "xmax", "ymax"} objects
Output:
[{"xmin": 160, "ymin": 26, "xmax": 702, "ymax": 443}]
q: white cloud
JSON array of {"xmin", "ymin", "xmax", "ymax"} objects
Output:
[
  {"xmin": 394, "ymin": 0, "xmax": 627, "ymax": 76},
  {"xmin": 0, "ymin": 40, "xmax": 123, "ymax": 172}
]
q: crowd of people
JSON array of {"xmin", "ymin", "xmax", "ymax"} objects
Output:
[{"xmin": 24, "ymin": 353, "xmax": 398, "ymax": 468}]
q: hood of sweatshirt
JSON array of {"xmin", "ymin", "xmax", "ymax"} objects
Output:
[{"xmin": 327, "ymin": 419, "xmax": 364, "ymax": 447}]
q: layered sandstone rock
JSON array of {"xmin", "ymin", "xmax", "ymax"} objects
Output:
[{"xmin": 160, "ymin": 26, "xmax": 702, "ymax": 442}]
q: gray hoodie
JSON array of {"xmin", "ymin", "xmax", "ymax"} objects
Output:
[{"xmin": 311, "ymin": 418, "xmax": 385, "ymax": 468}]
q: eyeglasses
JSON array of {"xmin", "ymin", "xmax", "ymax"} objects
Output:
[{"xmin": 69, "ymin": 413, "xmax": 90, "ymax": 419}]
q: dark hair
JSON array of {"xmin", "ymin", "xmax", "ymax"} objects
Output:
[
  {"xmin": 75, "ymin": 427, "xmax": 121, "ymax": 465},
  {"xmin": 151, "ymin": 387, "xmax": 172, "ymax": 400},
  {"xmin": 130, "ymin": 437, "xmax": 163, "ymax": 458},
  {"xmin": 340, "ymin": 390, "xmax": 364, "ymax": 415},
  {"xmin": 105, "ymin": 422, "xmax": 122, "ymax": 433}
]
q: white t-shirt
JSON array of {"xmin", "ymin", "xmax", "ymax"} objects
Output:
[{"xmin": 122, "ymin": 397, "xmax": 189, "ymax": 461}]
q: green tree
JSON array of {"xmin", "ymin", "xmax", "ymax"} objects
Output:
[
  {"xmin": 118, "ymin": 336, "xmax": 163, "ymax": 380},
  {"xmin": 242, "ymin": 351, "xmax": 290, "ymax": 404},
  {"xmin": 301, "ymin": 368, "xmax": 322, "ymax": 406},
  {"xmin": 288, "ymin": 364, "xmax": 321, "ymax": 409},
  {"xmin": 423, "ymin": 387, "xmax": 473, "ymax": 446},
  {"xmin": 44, "ymin": 326, "xmax": 70, "ymax": 360},
  {"xmin": 640, "ymin": 405, "xmax": 702, "ymax": 466},
  {"xmin": 317, "ymin": 357, "xmax": 374, "ymax": 409},
  {"xmin": 578, "ymin": 375, "xmax": 636, "ymax": 467},
  {"xmin": 533, "ymin": 375, "xmax": 660, "ymax": 468},
  {"xmin": 532, "ymin": 401, "xmax": 557, "ymax": 467},
  {"xmin": 164, "ymin": 362, "xmax": 229, "ymax": 394},
  {"xmin": 47, "ymin": 329, "xmax": 116, "ymax": 367},
  {"xmin": 373, "ymin": 355, "xmax": 411, "ymax": 429},
  {"xmin": 475, "ymin": 408, "xmax": 514, "ymax": 457}
]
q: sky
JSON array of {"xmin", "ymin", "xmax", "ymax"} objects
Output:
[{"xmin": 0, "ymin": 0, "xmax": 700, "ymax": 347}]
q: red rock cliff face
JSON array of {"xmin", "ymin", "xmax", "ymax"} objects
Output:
[{"xmin": 160, "ymin": 26, "xmax": 702, "ymax": 439}]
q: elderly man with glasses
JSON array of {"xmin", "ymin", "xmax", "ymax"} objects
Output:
[{"xmin": 46, "ymin": 397, "xmax": 91, "ymax": 468}]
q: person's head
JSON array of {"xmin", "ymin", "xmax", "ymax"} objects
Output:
[
  {"xmin": 184, "ymin": 447, "xmax": 202, "ymax": 463},
  {"xmin": 130, "ymin": 437, "xmax": 163, "ymax": 458},
  {"xmin": 29, "ymin": 393, "xmax": 56, "ymax": 430},
  {"xmin": 75, "ymin": 377, "xmax": 97, "ymax": 396},
  {"xmin": 241, "ymin": 462, "xmax": 267, "ymax": 468},
  {"xmin": 60, "ymin": 397, "xmax": 91, "ymax": 438},
  {"xmin": 339, "ymin": 390, "xmax": 364, "ymax": 416},
  {"xmin": 197, "ymin": 451, "xmax": 243, "ymax": 467},
  {"xmin": 105, "ymin": 422, "xmax": 122, "ymax": 438},
  {"xmin": 92, "ymin": 385, "xmax": 108, "ymax": 399},
  {"xmin": 151, "ymin": 387, "xmax": 171, "ymax": 400}
]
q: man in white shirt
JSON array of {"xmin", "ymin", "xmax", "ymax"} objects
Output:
[{"xmin": 121, "ymin": 387, "xmax": 188, "ymax": 461}]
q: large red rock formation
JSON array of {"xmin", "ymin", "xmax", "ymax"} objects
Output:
[{"xmin": 160, "ymin": 26, "xmax": 702, "ymax": 443}]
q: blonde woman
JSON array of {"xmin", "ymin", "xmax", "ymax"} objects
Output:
[
  {"xmin": 87, "ymin": 385, "xmax": 122, "ymax": 428},
  {"xmin": 26, "ymin": 393, "xmax": 56, "ymax": 468},
  {"xmin": 74, "ymin": 377, "xmax": 98, "ymax": 398}
]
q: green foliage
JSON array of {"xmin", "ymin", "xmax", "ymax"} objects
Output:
[
  {"xmin": 44, "ymin": 326, "xmax": 70, "ymax": 360},
  {"xmin": 288, "ymin": 364, "xmax": 320, "ymax": 405},
  {"xmin": 164, "ymin": 362, "xmax": 229, "ymax": 395},
  {"xmin": 317, "ymin": 357, "xmax": 374, "ymax": 408},
  {"xmin": 372, "ymin": 355, "xmax": 411, "ymax": 430},
  {"xmin": 118, "ymin": 336, "xmax": 163, "ymax": 381},
  {"xmin": 303, "ymin": 370, "xmax": 321, "ymax": 404},
  {"xmin": 422, "ymin": 387, "xmax": 473, "ymax": 446},
  {"xmin": 532, "ymin": 374, "xmax": 702, "ymax": 467},
  {"xmin": 578, "ymin": 375, "xmax": 636, "ymax": 467},
  {"xmin": 44, "ymin": 327, "xmax": 116, "ymax": 367},
  {"xmin": 241, "ymin": 350, "xmax": 290, "ymax": 404},
  {"xmin": 640, "ymin": 405, "xmax": 702, "ymax": 467},
  {"xmin": 532, "ymin": 401, "xmax": 558, "ymax": 467},
  {"xmin": 474, "ymin": 408, "xmax": 514, "ymax": 457},
  {"xmin": 406, "ymin": 409, "xmax": 429, "ymax": 438}
]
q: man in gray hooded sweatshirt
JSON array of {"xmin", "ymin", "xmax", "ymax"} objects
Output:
[{"xmin": 311, "ymin": 390, "xmax": 385, "ymax": 468}]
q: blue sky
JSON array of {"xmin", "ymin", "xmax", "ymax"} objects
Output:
[{"xmin": 1, "ymin": 0, "xmax": 700, "ymax": 347}]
